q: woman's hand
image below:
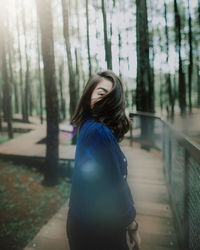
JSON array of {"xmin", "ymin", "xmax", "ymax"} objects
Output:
[
  {"xmin": 128, "ymin": 229, "xmax": 141, "ymax": 250},
  {"xmin": 127, "ymin": 220, "xmax": 141, "ymax": 250}
]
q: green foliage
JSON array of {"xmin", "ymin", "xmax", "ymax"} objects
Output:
[
  {"xmin": 0, "ymin": 133, "xmax": 9, "ymax": 144},
  {"xmin": 0, "ymin": 159, "xmax": 71, "ymax": 250}
]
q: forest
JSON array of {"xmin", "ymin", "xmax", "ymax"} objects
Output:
[
  {"xmin": 0, "ymin": 0, "xmax": 200, "ymax": 249},
  {"xmin": 0, "ymin": 0, "xmax": 200, "ymax": 183}
]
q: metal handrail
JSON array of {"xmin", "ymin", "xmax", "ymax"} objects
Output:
[
  {"xmin": 129, "ymin": 111, "xmax": 200, "ymax": 250},
  {"xmin": 129, "ymin": 111, "xmax": 200, "ymax": 164}
]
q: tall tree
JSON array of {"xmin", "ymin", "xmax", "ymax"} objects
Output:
[
  {"xmin": 0, "ymin": 3, "xmax": 13, "ymax": 138},
  {"xmin": 6, "ymin": 15, "xmax": 19, "ymax": 115},
  {"xmin": 164, "ymin": 0, "xmax": 174, "ymax": 119},
  {"xmin": 197, "ymin": 0, "xmax": 200, "ymax": 107},
  {"xmin": 16, "ymin": 4, "xmax": 25, "ymax": 121},
  {"xmin": 118, "ymin": 29, "xmax": 122, "ymax": 77},
  {"xmin": 174, "ymin": 0, "xmax": 186, "ymax": 116},
  {"xmin": 197, "ymin": 55, "xmax": 200, "ymax": 107},
  {"xmin": 35, "ymin": 0, "xmax": 59, "ymax": 186},
  {"xmin": 187, "ymin": 0, "xmax": 193, "ymax": 113},
  {"xmin": 101, "ymin": 0, "xmax": 112, "ymax": 70},
  {"xmin": 61, "ymin": 0, "xmax": 78, "ymax": 122},
  {"xmin": 58, "ymin": 61, "xmax": 66, "ymax": 121},
  {"xmin": 198, "ymin": 0, "xmax": 200, "ymax": 25},
  {"xmin": 149, "ymin": 0, "xmax": 155, "ymax": 108},
  {"xmin": 22, "ymin": 2, "xmax": 30, "ymax": 122},
  {"xmin": 136, "ymin": 0, "xmax": 154, "ymax": 143},
  {"xmin": 136, "ymin": 0, "xmax": 154, "ymax": 112},
  {"xmin": 75, "ymin": 0, "xmax": 85, "ymax": 88},
  {"xmin": 36, "ymin": 18, "xmax": 43, "ymax": 124},
  {"xmin": 86, "ymin": 0, "xmax": 92, "ymax": 77},
  {"xmin": 0, "ymin": 84, "xmax": 2, "ymax": 131},
  {"xmin": 74, "ymin": 48, "xmax": 80, "ymax": 102}
]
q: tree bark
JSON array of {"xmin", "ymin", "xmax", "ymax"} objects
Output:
[
  {"xmin": 16, "ymin": 8, "xmax": 25, "ymax": 121},
  {"xmin": 35, "ymin": 0, "xmax": 59, "ymax": 186},
  {"xmin": 118, "ymin": 29, "xmax": 122, "ymax": 77},
  {"xmin": 197, "ymin": 63, "xmax": 200, "ymax": 107},
  {"xmin": 101, "ymin": 0, "xmax": 112, "ymax": 70},
  {"xmin": 75, "ymin": 0, "xmax": 85, "ymax": 94},
  {"xmin": 198, "ymin": 0, "xmax": 200, "ymax": 26},
  {"xmin": 0, "ymin": 85, "xmax": 2, "ymax": 131},
  {"xmin": 22, "ymin": 2, "xmax": 30, "ymax": 122},
  {"xmin": 136, "ymin": 0, "xmax": 153, "ymax": 112},
  {"xmin": 164, "ymin": 0, "xmax": 174, "ymax": 119},
  {"xmin": 61, "ymin": 0, "xmax": 77, "ymax": 122},
  {"xmin": 136, "ymin": 0, "xmax": 154, "ymax": 144},
  {"xmin": 196, "ymin": 38, "xmax": 200, "ymax": 107},
  {"xmin": 75, "ymin": 48, "xmax": 80, "ymax": 102},
  {"xmin": 187, "ymin": 0, "xmax": 193, "ymax": 113},
  {"xmin": 174, "ymin": 0, "xmax": 186, "ymax": 116},
  {"xmin": 36, "ymin": 18, "xmax": 43, "ymax": 124},
  {"xmin": 58, "ymin": 61, "xmax": 66, "ymax": 121},
  {"xmin": 6, "ymin": 17, "xmax": 19, "ymax": 115},
  {"xmin": 86, "ymin": 0, "xmax": 92, "ymax": 77},
  {"xmin": 0, "ymin": 5, "xmax": 13, "ymax": 138}
]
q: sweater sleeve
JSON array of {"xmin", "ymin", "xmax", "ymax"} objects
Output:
[{"xmin": 79, "ymin": 124, "xmax": 136, "ymax": 228}]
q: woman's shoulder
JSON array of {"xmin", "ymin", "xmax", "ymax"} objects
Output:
[{"xmin": 80, "ymin": 117, "xmax": 117, "ymax": 143}]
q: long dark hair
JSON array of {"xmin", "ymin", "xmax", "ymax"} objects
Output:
[{"xmin": 71, "ymin": 70, "xmax": 130, "ymax": 142}]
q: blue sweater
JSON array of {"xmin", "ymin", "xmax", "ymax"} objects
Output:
[{"xmin": 68, "ymin": 117, "xmax": 136, "ymax": 229}]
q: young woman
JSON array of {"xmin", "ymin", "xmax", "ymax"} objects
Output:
[{"xmin": 66, "ymin": 70, "xmax": 141, "ymax": 250}]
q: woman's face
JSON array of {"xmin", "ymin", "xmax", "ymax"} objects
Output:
[{"xmin": 90, "ymin": 78, "xmax": 113, "ymax": 109}]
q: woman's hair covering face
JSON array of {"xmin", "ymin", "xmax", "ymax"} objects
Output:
[{"xmin": 71, "ymin": 70, "xmax": 130, "ymax": 142}]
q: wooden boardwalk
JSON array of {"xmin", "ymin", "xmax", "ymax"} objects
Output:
[
  {"xmin": 0, "ymin": 123, "xmax": 75, "ymax": 161},
  {"xmin": 24, "ymin": 143, "xmax": 179, "ymax": 250}
]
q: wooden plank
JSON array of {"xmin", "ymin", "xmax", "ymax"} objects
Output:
[{"xmin": 135, "ymin": 201, "xmax": 172, "ymax": 218}]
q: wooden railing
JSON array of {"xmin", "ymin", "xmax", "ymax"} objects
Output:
[{"xmin": 129, "ymin": 111, "xmax": 200, "ymax": 250}]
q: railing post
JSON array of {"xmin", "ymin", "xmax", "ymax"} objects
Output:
[
  {"xmin": 183, "ymin": 149, "xmax": 189, "ymax": 250},
  {"xmin": 168, "ymin": 133, "xmax": 172, "ymax": 185},
  {"xmin": 161, "ymin": 122, "xmax": 165, "ymax": 160},
  {"xmin": 129, "ymin": 116, "xmax": 133, "ymax": 147}
]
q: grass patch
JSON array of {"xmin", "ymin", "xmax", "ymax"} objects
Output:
[
  {"xmin": 0, "ymin": 159, "xmax": 71, "ymax": 250},
  {"xmin": 0, "ymin": 132, "xmax": 26, "ymax": 145}
]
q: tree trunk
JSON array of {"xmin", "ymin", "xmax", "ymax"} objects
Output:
[
  {"xmin": 136, "ymin": 0, "xmax": 153, "ymax": 112},
  {"xmin": 58, "ymin": 61, "xmax": 66, "ymax": 121},
  {"xmin": 75, "ymin": 48, "xmax": 80, "ymax": 102},
  {"xmin": 197, "ymin": 63, "xmax": 200, "ymax": 107},
  {"xmin": 0, "ymin": 85, "xmax": 2, "ymax": 131},
  {"xmin": 101, "ymin": 0, "xmax": 112, "ymax": 70},
  {"xmin": 159, "ymin": 69, "xmax": 163, "ymax": 114},
  {"xmin": 75, "ymin": 0, "xmax": 85, "ymax": 94},
  {"xmin": 35, "ymin": 0, "xmax": 59, "ymax": 186},
  {"xmin": 187, "ymin": 0, "xmax": 193, "ymax": 114},
  {"xmin": 0, "ymin": 6, "xmax": 13, "ymax": 138},
  {"xmin": 118, "ymin": 30, "xmax": 122, "ymax": 77},
  {"xmin": 149, "ymin": 0, "xmax": 155, "ymax": 113},
  {"xmin": 136, "ymin": 0, "xmax": 154, "ymax": 144},
  {"xmin": 22, "ymin": 2, "xmax": 30, "ymax": 122},
  {"xmin": 16, "ymin": 9, "xmax": 25, "ymax": 121},
  {"xmin": 36, "ymin": 18, "xmax": 43, "ymax": 124},
  {"xmin": 198, "ymin": 0, "xmax": 200, "ymax": 26},
  {"xmin": 61, "ymin": 0, "xmax": 77, "ymax": 122},
  {"xmin": 86, "ymin": 0, "xmax": 92, "ymax": 78},
  {"xmin": 174, "ymin": 0, "xmax": 186, "ymax": 116},
  {"xmin": 164, "ymin": 0, "xmax": 174, "ymax": 119},
  {"xmin": 7, "ymin": 17, "xmax": 19, "ymax": 115},
  {"xmin": 196, "ymin": 39, "xmax": 200, "ymax": 107}
]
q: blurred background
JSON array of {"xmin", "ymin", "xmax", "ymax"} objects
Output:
[{"xmin": 0, "ymin": 0, "xmax": 199, "ymax": 249}]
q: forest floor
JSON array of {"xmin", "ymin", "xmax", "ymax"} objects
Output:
[
  {"xmin": 0, "ymin": 159, "xmax": 71, "ymax": 250},
  {"xmin": 0, "ymin": 131, "xmax": 23, "ymax": 145}
]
